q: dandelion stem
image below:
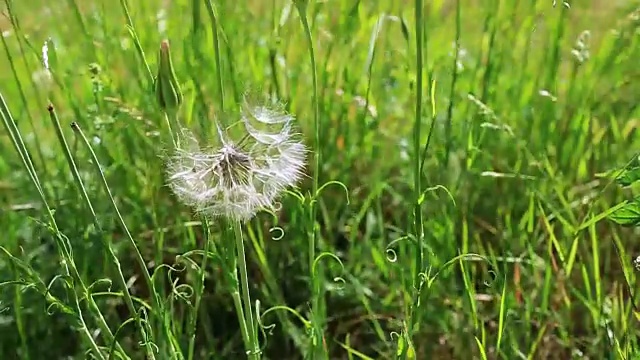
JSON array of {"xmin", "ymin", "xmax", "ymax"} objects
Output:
[
  {"xmin": 218, "ymin": 225, "xmax": 251, "ymax": 354},
  {"xmin": 187, "ymin": 218, "xmax": 212, "ymax": 360},
  {"xmin": 231, "ymin": 288, "xmax": 252, "ymax": 355},
  {"xmin": 233, "ymin": 221, "xmax": 260, "ymax": 359}
]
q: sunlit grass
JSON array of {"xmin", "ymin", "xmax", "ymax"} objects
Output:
[{"xmin": 1, "ymin": 0, "xmax": 640, "ymax": 359}]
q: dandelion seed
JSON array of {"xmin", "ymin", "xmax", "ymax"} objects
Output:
[
  {"xmin": 34, "ymin": 39, "xmax": 53, "ymax": 91},
  {"xmin": 538, "ymin": 89, "xmax": 557, "ymax": 102},
  {"xmin": 42, "ymin": 40, "xmax": 51, "ymax": 71},
  {"xmin": 166, "ymin": 95, "xmax": 307, "ymax": 221}
]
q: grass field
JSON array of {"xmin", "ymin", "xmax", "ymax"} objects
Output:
[{"xmin": 2, "ymin": 0, "xmax": 640, "ymax": 359}]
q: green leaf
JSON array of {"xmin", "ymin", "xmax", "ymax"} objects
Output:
[
  {"xmin": 615, "ymin": 166, "xmax": 640, "ymax": 187},
  {"xmin": 608, "ymin": 200, "xmax": 640, "ymax": 227}
]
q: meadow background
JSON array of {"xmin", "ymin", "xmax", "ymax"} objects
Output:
[{"xmin": 1, "ymin": 0, "xmax": 640, "ymax": 359}]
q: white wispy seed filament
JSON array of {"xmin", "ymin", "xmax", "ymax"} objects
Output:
[{"xmin": 166, "ymin": 97, "xmax": 307, "ymax": 221}]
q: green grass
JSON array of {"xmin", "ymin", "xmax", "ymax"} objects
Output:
[{"xmin": 2, "ymin": 0, "xmax": 640, "ymax": 359}]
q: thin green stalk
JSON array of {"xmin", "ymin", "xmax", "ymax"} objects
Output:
[
  {"xmin": 2, "ymin": 0, "xmax": 49, "ymax": 178},
  {"xmin": 412, "ymin": 0, "xmax": 425, "ymax": 290},
  {"xmin": 269, "ymin": 0, "xmax": 282, "ymax": 99},
  {"xmin": 192, "ymin": 0, "xmax": 202, "ymax": 40},
  {"xmin": 443, "ymin": 0, "xmax": 461, "ymax": 166},
  {"xmin": 0, "ymin": 96, "xmax": 43, "ymax": 201},
  {"xmin": 224, "ymin": 38, "xmax": 241, "ymax": 106},
  {"xmin": 233, "ymin": 222, "xmax": 260, "ymax": 359},
  {"xmin": 203, "ymin": 0, "xmax": 226, "ymax": 111},
  {"xmin": 9, "ymin": 261, "xmax": 28, "ymax": 358},
  {"xmin": 231, "ymin": 285, "xmax": 252, "ymax": 354},
  {"xmin": 149, "ymin": 199, "xmax": 166, "ymax": 347},
  {"xmin": 295, "ymin": 3, "xmax": 320, "ymax": 222},
  {"xmin": 72, "ymin": 292, "xmax": 108, "ymax": 360},
  {"xmin": 187, "ymin": 218, "xmax": 212, "ymax": 360},
  {"xmin": 46, "ymin": 104, "xmax": 127, "ymax": 356},
  {"xmin": 69, "ymin": 122, "xmax": 184, "ymax": 360},
  {"xmin": 36, "ymin": 38, "xmax": 130, "ymax": 355},
  {"xmin": 245, "ymin": 229, "xmax": 307, "ymax": 352},
  {"xmin": 1, "ymin": 94, "xmax": 105, "ymax": 360},
  {"xmin": 155, "ymin": 39, "xmax": 183, "ymax": 148},
  {"xmin": 164, "ymin": 111, "xmax": 179, "ymax": 149},
  {"xmin": 49, "ymin": 105, "xmax": 154, "ymax": 359},
  {"xmin": 294, "ymin": 2, "xmax": 325, "ymax": 357},
  {"xmin": 189, "ymin": 0, "xmax": 209, "ymax": 136},
  {"xmin": 66, "ymin": 0, "xmax": 98, "ymax": 59},
  {"xmin": 56, "ymin": 244, "xmax": 109, "ymax": 360},
  {"xmin": 118, "ymin": 0, "xmax": 154, "ymax": 85},
  {"xmin": 405, "ymin": 0, "xmax": 426, "ymax": 357},
  {"xmin": 216, "ymin": 227, "xmax": 251, "ymax": 355}
]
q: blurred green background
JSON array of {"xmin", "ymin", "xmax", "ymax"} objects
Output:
[{"xmin": 2, "ymin": 0, "xmax": 640, "ymax": 359}]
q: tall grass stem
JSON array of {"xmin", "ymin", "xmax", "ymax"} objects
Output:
[
  {"xmin": 294, "ymin": 2, "xmax": 326, "ymax": 357},
  {"xmin": 70, "ymin": 122, "xmax": 184, "ymax": 359},
  {"xmin": 203, "ymin": 0, "xmax": 226, "ymax": 112}
]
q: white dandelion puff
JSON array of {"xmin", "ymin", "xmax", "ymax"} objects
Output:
[{"xmin": 166, "ymin": 95, "xmax": 307, "ymax": 221}]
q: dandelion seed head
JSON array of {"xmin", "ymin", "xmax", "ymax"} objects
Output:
[{"xmin": 166, "ymin": 94, "xmax": 307, "ymax": 221}]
